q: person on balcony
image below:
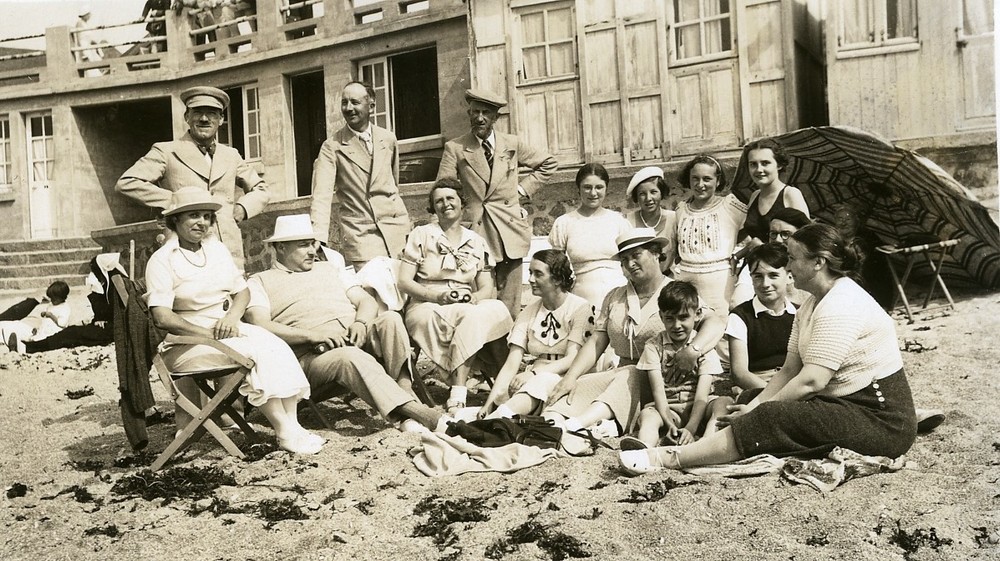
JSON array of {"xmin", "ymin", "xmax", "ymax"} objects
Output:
[
  {"xmin": 116, "ymin": 86, "xmax": 270, "ymax": 272},
  {"xmin": 310, "ymin": 81, "xmax": 412, "ymax": 272}
]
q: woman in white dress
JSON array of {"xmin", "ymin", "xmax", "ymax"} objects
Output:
[{"xmin": 145, "ymin": 188, "xmax": 321, "ymax": 455}]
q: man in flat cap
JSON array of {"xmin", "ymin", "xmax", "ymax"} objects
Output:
[
  {"xmin": 310, "ymin": 81, "xmax": 411, "ymax": 271},
  {"xmin": 116, "ymin": 86, "xmax": 270, "ymax": 271},
  {"xmin": 437, "ymin": 89, "xmax": 558, "ymax": 318}
]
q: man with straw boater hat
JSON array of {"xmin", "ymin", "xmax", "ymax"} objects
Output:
[
  {"xmin": 437, "ymin": 88, "xmax": 558, "ymax": 318},
  {"xmin": 245, "ymin": 214, "xmax": 448, "ymax": 433},
  {"xmin": 116, "ymin": 86, "xmax": 270, "ymax": 271}
]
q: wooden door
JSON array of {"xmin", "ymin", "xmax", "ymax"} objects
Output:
[
  {"xmin": 578, "ymin": 0, "xmax": 669, "ymax": 165},
  {"xmin": 27, "ymin": 113, "xmax": 55, "ymax": 239},
  {"xmin": 510, "ymin": 1, "xmax": 583, "ymax": 165},
  {"xmin": 958, "ymin": 0, "xmax": 995, "ymax": 129}
]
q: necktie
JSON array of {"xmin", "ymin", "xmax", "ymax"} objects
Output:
[
  {"xmin": 360, "ymin": 130, "xmax": 373, "ymax": 155},
  {"xmin": 482, "ymin": 138, "xmax": 493, "ymax": 169}
]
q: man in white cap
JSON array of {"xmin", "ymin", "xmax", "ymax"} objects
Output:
[
  {"xmin": 244, "ymin": 214, "xmax": 445, "ymax": 433},
  {"xmin": 116, "ymin": 86, "xmax": 270, "ymax": 271},
  {"xmin": 310, "ymin": 81, "xmax": 411, "ymax": 271},
  {"xmin": 437, "ymin": 88, "xmax": 558, "ymax": 318}
]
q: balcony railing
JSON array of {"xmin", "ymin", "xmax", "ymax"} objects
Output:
[{"xmin": 0, "ymin": 0, "xmax": 465, "ymax": 92}]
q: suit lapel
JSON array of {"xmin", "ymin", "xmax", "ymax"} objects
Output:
[
  {"xmin": 484, "ymin": 133, "xmax": 508, "ymax": 198},
  {"xmin": 370, "ymin": 126, "xmax": 387, "ymax": 181},
  {"xmin": 338, "ymin": 126, "xmax": 373, "ymax": 174},
  {"xmin": 463, "ymin": 133, "xmax": 492, "ymax": 189},
  {"xmin": 174, "ymin": 135, "xmax": 212, "ymax": 184}
]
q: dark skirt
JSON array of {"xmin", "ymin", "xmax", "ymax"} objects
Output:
[{"xmin": 730, "ymin": 369, "xmax": 917, "ymax": 459}]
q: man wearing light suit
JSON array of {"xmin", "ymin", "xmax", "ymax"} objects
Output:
[
  {"xmin": 437, "ymin": 89, "xmax": 558, "ymax": 317},
  {"xmin": 310, "ymin": 81, "xmax": 411, "ymax": 271},
  {"xmin": 116, "ymin": 86, "xmax": 270, "ymax": 271}
]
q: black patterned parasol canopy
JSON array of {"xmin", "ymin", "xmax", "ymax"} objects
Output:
[{"xmin": 730, "ymin": 126, "xmax": 1000, "ymax": 289}]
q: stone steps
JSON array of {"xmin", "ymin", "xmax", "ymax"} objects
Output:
[{"xmin": 0, "ymin": 237, "xmax": 101, "ymax": 291}]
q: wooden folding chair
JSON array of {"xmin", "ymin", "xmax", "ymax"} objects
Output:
[
  {"xmin": 876, "ymin": 239, "xmax": 959, "ymax": 323},
  {"xmin": 111, "ymin": 276, "xmax": 259, "ymax": 471}
]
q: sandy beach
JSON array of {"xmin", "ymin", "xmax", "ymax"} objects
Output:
[{"xmin": 1, "ymin": 289, "xmax": 999, "ymax": 561}]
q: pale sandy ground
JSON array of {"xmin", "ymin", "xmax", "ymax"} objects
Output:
[{"xmin": 1, "ymin": 289, "xmax": 999, "ymax": 561}]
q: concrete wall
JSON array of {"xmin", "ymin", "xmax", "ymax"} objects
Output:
[{"xmin": 0, "ymin": 8, "xmax": 470, "ymax": 242}]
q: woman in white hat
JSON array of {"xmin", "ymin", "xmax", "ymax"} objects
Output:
[
  {"xmin": 541, "ymin": 228, "xmax": 726, "ymax": 448},
  {"xmin": 625, "ymin": 166, "xmax": 677, "ymax": 272},
  {"xmin": 145, "ymin": 187, "xmax": 322, "ymax": 455},
  {"xmin": 548, "ymin": 163, "xmax": 632, "ymax": 310}
]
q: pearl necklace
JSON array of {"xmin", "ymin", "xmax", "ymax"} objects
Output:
[{"xmin": 639, "ymin": 209, "xmax": 661, "ymax": 230}]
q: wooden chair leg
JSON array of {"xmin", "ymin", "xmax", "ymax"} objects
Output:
[
  {"xmin": 305, "ymin": 399, "xmax": 332, "ymax": 430},
  {"xmin": 152, "ymin": 373, "xmax": 248, "ymax": 471},
  {"xmin": 408, "ymin": 350, "xmax": 436, "ymax": 407}
]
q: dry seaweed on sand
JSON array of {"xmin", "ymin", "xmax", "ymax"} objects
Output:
[
  {"xmin": 110, "ymin": 466, "xmax": 236, "ymax": 504},
  {"xmin": 66, "ymin": 459, "xmax": 105, "ymax": 473},
  {"xmin": 485, "ymin": 519, "xmax": 592, "ymax": 560},
  {"xmin": 411, "ymin": 495, "xmax": 492, "ymax": 552},
  {"xmin": 618, "ymin": 477, "xmax": 701, "ymax": 503},
  {"xmin": 112, "ymin": 451, "xmax": 156, "ymax": 469},
  {"xmin": 887, "ymin": 524, "xmax": 954, "ymax": 560},
  {"xmin": 65, "ymin": 386, "xmax": 95, "ymax": 399},
  {"xmin": 5, "ymin": 482, "xmax": 29, "ymax": 498},
  {"xmin": 41, "ymin": 485, "xmax": 99, "ymax": 504},
  {"xmin": 83, "ymin": 524, "xmax": 122, "ymax": 538},
  {"xmin": 194, "ymin": 496, "xmax": 308, "ymax": 528}
]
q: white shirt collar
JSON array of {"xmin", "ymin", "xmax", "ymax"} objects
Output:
[
  {"xmin": 480, "ymin": 130, "xmax": 496, "ymax": 149},
  {"xmin": 351, "ymin": 124, "xmax": 372, "ymax": 140},
  {"xmin": 751, "ymin": 296, "xmax": 797, "ymax": 317}
]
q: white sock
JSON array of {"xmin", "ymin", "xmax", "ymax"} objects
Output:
[
  {"xmin": 449, "ymin": 386, "xmax": 468, "ymax": 404},
  {"xmin": 489, "ymin": 404, "xmax": 516, "ymax": 419}
]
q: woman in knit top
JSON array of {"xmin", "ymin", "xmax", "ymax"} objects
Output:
[
  {"xmin": 549, "ymin": 163, "xmax": 632, "ymax": 310},
  {"xmin": 620, "ymin": 223, "xmax": 917, "ymax": 474}
]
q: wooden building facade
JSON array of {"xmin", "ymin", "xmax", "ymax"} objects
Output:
[
  {"xmin": 468, "ymin": 0, "xmax": 827, "ymax": 167},
  {"xmin": 825, "ymin": 0, "xmax": 995, "ymax": 144}
]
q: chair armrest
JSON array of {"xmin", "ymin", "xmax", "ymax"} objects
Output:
[{"xmin": 171, "ymin": 336, "xmax": 255, "ymax": 370}]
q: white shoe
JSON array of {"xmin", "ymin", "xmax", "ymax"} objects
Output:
[
  {"xmin": 619, "ymin": 450, "xmax": 661, "ymax": 476},
  {"xmin": 591, "ymin": 419, "xmax": 621, "ymax": 439},
  {"xmin": 400, "ymin": 418, "xmax": 430, "ymax": 434}
]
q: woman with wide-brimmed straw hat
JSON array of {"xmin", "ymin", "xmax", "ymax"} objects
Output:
[
  {"xmin": 540, "ymin": 227, "xmax": 726, "ymax": 449},
  {"xmin": 145, "ymin": 187, "xmax": 323, "ymax": 455}
]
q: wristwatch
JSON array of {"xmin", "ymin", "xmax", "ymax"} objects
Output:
[{"xmin": 687, "ymin": 342, "xmax": 702, "ymax": 354}]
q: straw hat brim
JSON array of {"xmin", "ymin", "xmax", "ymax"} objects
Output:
[
  {"xmin": 614, "ymin": 235, "xmax": 670, "ymax": 257},
  {"xmin": 162, "ymin": 201, "xmax": 222, "ymax": 216}
]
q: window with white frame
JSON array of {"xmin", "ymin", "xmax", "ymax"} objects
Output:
[
  {"xmin": 516, "ymin": 3, "xmax": 576, "ymax": 82},
  {"xmin": 671, "ymin": 0, "xmax": 733, "ymax": 63},
  {"xmin": 838, "ymin": 0, "xmax": 917, "ymax": 52},
  {"xmin": 358, "ymin": 47, "xmax": 441, "ymax": 140},
  {"xmin": 0, "ymin": 117, "xmax": 11, "ymax": 194},
  {"xmin": 219, "ymin": 84, "xmax": 262, "ymax": 160},
  {"xmin": 28, "ymin": 113, "xmax": 54, "ymax": 185}
]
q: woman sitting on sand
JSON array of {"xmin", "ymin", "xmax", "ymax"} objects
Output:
[
  {"xmin": 619, "ymin": 223, "xmax": 917, "ymax": 474},
  {"xmin": 477, "ymin": 249, "xmax": 594, "ymax": 419},
  {"xmin": 145, "ymin": 187, "xmax": 322, "ymax": 455},
  {"xmin": 540, "ymin": 228, "xmax": 726, "ymax": 442}
]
